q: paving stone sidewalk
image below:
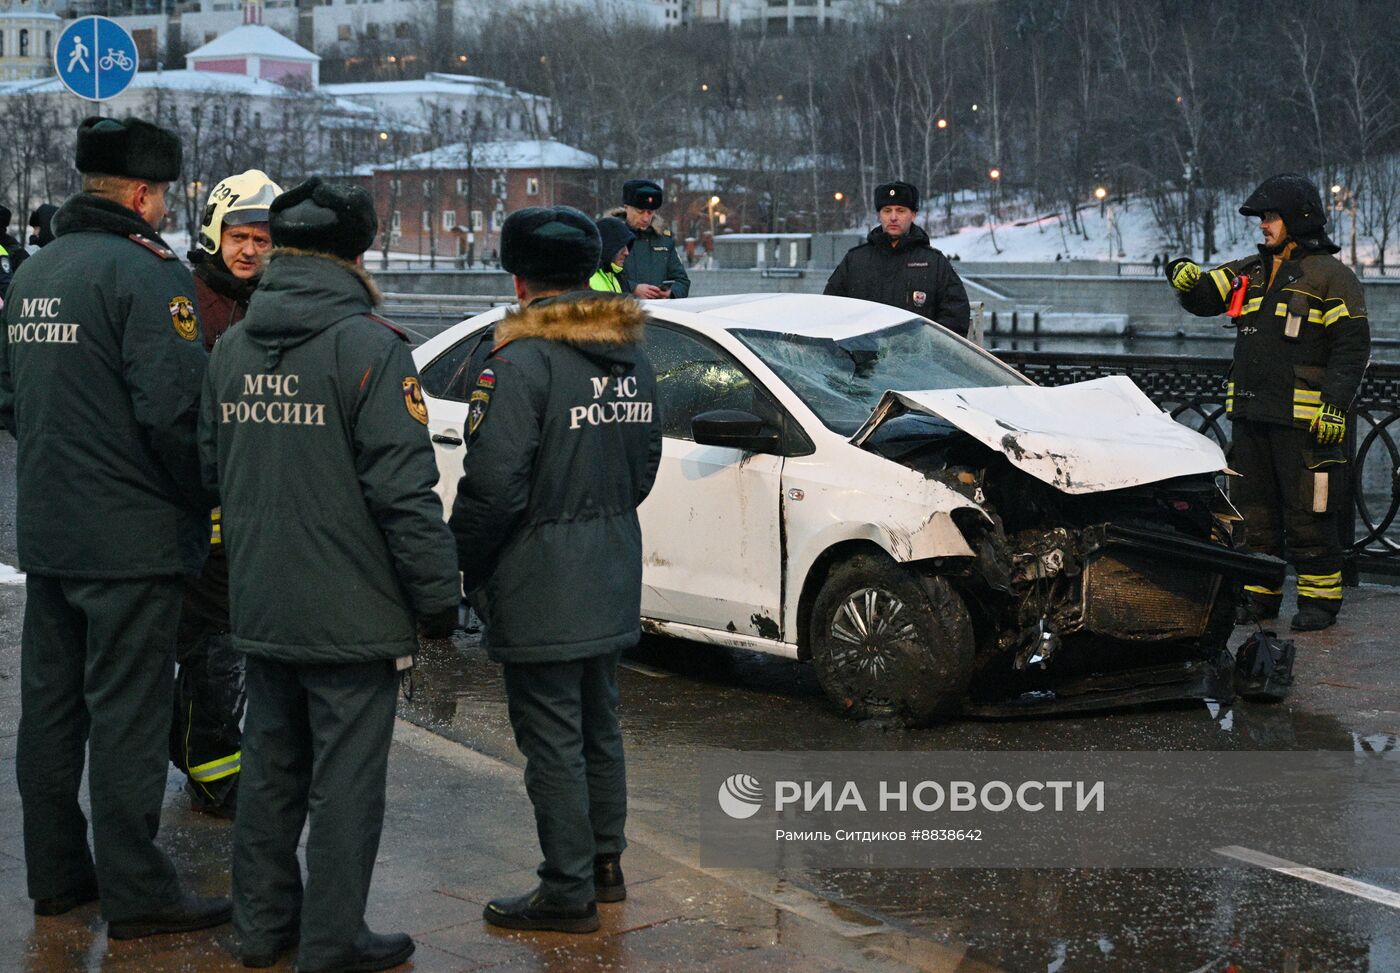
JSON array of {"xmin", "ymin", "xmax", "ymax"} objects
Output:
[{"xmin": 0, "ymin": 585, "xmax": 991, "ymax": 973}]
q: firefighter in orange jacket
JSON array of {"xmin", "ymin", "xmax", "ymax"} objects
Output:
[{"xmin": 1169, "ymin": 173, "xmax": 1370, "ymax": 631}]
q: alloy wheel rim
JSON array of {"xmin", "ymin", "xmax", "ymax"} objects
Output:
[{"xmin": 829, "ymin": 586, "xmax": 917, "ymax": 683}]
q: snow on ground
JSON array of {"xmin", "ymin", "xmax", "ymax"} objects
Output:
[
  {"xmin": 0, "ymin": 563, "xmax": 24, "ymax": 586},
  {"xmin": 913, "ymin": 194, "xmax": 1385, "ymax": 269},
  {"xmin": 922, "ymin": 196, "xmax": 1265, "ymax": 265}
]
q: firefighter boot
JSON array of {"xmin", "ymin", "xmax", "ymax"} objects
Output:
[
  {"xmin": 1291, "ymin": 604, "xmax": 1338, "ymax": 632},
  {"xmin": 1235, "ymin": 589, "xmax": 1282, "ymax": 626}
]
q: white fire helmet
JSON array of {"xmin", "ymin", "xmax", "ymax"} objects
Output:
[{"xmin": 196, "ymin": 169, "xmax": 283, "ymax": 256}]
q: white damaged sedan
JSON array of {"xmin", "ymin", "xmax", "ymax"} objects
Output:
[{"xmin": 414, "ymin": 293, "xmax": 1283, "ymax": 724}]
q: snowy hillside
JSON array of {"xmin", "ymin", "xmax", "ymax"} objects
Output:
[{"xmin": 915, "ymin": 196, "xmax": 1380, "ymax": 269}]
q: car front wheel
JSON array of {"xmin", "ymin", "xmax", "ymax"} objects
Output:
[{"xmin": 810, "ymin": 555, "xmax": 974, "ymax": 726}]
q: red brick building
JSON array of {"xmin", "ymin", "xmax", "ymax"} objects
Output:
[{"xmin": 356, "ymin": 139, "xmax": 612, "ymax": 264}]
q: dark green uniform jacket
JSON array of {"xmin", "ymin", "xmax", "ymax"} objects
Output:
[
  {"xmin": 199, "ymin": 249, "xmax": 459, "ymax": 664},
  {"xmin": 1175, "ymin": 246, "xmax": 1370, "ymax": 426},
  {"xmin": 0, "ymin": 193, "xmax": 210, "ymax": 577},
  {"xmin": 824, "ymin": 224, "xmax": 971, "ymax": 336},
  {"xmin": 616, "ymin": 212, "xmax": 690, "ymax": 298},
  {"xmin": 449, "ymin": 292, "xmax": 662, "ymax": 664}
]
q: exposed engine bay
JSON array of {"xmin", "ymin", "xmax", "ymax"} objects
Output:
[{"xmin": 862, "ymin": 409, "xmax": 1286, "ymax": 715}]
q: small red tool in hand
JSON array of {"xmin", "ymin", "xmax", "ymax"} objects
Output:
[{"xmin": 1226, "ymin": 274, "xmax": 1250, "ymax": 318}]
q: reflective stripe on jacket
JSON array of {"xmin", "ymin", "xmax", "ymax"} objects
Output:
[{"xmin": 1176, "ymin": 248, "xmax": 1370, "ymax": 426}]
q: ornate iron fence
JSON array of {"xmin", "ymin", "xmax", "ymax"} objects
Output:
[{"xmin": 993, "ymin": 350, "xmax": 1400, "ymax": 578}]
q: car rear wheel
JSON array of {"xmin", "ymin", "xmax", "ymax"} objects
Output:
[{"xmin": 810, "ymin": 554, "xmax": 974, "ymax": 726}]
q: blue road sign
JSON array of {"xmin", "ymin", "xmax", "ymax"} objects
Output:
[{"xmin": 54, "ymin": 17, "xmax": 138, "ymax": 102}]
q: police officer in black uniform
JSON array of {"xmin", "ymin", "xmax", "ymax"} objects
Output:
[
  {"xmin": 824, "ymin": 180, "xmax": 971, "ymax": 336},
  {"xmin": 0, "ymin": 116, "xmax": 231, "ymax": 937},
  {"xmin": 200, "ymin": 178, "xmax": 459, "ymax": 972},
  {"xmin": 1170, "ymin": 173, "xmax": 1370, "ymax": 631},
  {"xmin": 451, "ymin": 206, "xmax": 662, "ymax": 933}
]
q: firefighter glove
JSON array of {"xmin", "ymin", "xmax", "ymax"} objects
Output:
[
  {"xmin": 1169, "ymin": 259, "xmax": 1201, "ymax": 292},
  {"xmin": 1312, "ymin": 402, "xmax": 1346, "ymax": 445}
]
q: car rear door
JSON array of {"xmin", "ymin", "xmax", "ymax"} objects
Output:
[
  {"xmin": 416, "ymin": 319, "xmax": 500, "ymax": 517},
  {"xmin": 640, "ymin": 322, "xmax": 785, "ymax": 639}
]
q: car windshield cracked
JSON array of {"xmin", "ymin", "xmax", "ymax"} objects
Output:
[{"xmin": 734, "ymin": 319, "xmax": 1025, "ymax": 435}]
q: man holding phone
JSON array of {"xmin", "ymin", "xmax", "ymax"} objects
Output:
[{"xmin": 617, "ymin": 179, "xmax": 689, "ymax": 299}]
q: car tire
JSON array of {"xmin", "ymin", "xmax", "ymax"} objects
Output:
[{"xmin": 810, "ymin": 554, "xmax": 975, "ymax": 726}]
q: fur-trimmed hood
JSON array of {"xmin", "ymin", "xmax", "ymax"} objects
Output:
[
  {"xmin": 605, "ymin": 206, "xmax": 671, "ymax": 238},
  {"xmin": 496, "ymin": 291, "xmax": 647, "ymax": 372},
  {"xmin": 497, "ymin": 291, "xmax": 646, "ymax": 348}
]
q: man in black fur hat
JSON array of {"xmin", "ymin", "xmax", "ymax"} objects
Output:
[
  {"xmin": 1169, "ymin": 173, "xmax": 1370, "ymax": 632},
  {"xmin": 0, "ymin": 116, "xmax": 232, "ymax": 938},
  {"xmin": 824, "ymin": 179, "xmax": 971, "ymax": 335},
  {"xmin": 450, "ymin": 206, "xmax": 661, "ymax": 934},
  {"xmin": 200, "ymin": 177, "xmax": 458, "ymax": 972}
]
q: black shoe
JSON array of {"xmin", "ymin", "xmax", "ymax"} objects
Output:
[
  {"xmin": 483, "ymin": 889, "xmax": 600, "ymax": 933},
  {"xmin": 241, "ymin": 935, "xmax": 298, "ymax": 969},
  {"xmin": 34, "ymin": 880, "xmax": 100, "ymax": 916},
  {"xmin": 1290, "ymin": 605, "xmax": 1338, "ymax": 632},
  {"xmin": 186, "ymin": 779, "xmax": 238, "ymax": 821},
  {"xmin": 296, "ymin": 932, "xmax": 414, "ymax": 973},
  {"xmin": 594, "ymin": 854, "xmax": 626, "ymax": 903},
  {"xmin": 107, "ymin": 893, "xmax": 232, "ymax": 940}
]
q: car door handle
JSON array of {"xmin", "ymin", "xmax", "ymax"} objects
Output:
[{"xmin": 432, "ymin": 433, "xmax": 463, "ymax": 446}]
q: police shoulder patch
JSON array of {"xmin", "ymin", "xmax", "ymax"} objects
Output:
[
  {"xmin": 128, "ymin": 234, "xmax": 176, "ymax": 260},
  {"xmin": 468, "ymin": 388, "xmax": 491, "ymax": 435},
  {"xmin": 169, "ymin": 296, "xmax": 198, "ymax": 341},
  {"xmin": 402, "ymin": 375, "xmax": 428, "ymax": 424}
]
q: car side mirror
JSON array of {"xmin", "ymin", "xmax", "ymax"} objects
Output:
[{"xmin": 692, "ymin": 409, "xmax": 782, "ymax": 454}]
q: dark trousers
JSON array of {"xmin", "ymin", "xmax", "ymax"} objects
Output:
[
  {"xmin": 1230, "ymin": 419, "xmax": 1344, "ymax": 613},
  {"xmin": 502, "ymin": 651, "xmax": 627, "ymax": 907},
  {"xmin": 16, "ymin": 573, "xmax": 185, "ymax": 921},
  {"xmin": 232, "ymin": 656, "xmax": 398, "ymax": 970},
  {"xmin": 171, "ymin": 547, "xmax": 244, "ymax": 802}
]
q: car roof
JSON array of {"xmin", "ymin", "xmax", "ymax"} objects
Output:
[{"xmin": 659, "ymin": 293, "xmax": 924, "ymax": 340}]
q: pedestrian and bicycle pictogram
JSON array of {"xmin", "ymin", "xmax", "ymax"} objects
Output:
[{"xmin": 54, "ymin": 17, "xmax": 138, "ymax": 102}]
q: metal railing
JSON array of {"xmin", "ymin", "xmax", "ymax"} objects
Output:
[
  {"xmin": 994, "ymin": 350, "xmax": 1400, "ymax": 578},
  {"xmin": 377, "ymin": 292, "xmax": 513, "ymax": 343}
]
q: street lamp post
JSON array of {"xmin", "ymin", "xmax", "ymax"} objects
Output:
[
  {"xmin": 1331, "ymin": 183, "xmax": 1361, "ymax": 271},
  {"xmin": 378, "ymin": 131, "xmax": 391, "ymax": 269},
  {"xmin": 988, "ymin": 167, "xmax": 1001, "ymax": 220},
  {"xmin": 937, "ymin": 117, "xmax": 951, "ymax": 229}
]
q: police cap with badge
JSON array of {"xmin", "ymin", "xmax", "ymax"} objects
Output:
[
  {"xmin": 76, "ymin": 115, "xmax": 182, "ymax": 181},
  {"xmin": 622, "ymin": 179, "xmax": 664, "ymax": 211},
  {"xmin": 874, "ymin": 180, "xmax": 919, "ymax": 211}
]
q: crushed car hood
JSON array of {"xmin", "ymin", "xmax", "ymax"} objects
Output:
[{"xmin": 851, "ymin": 376, "xmax": 1227, "ymax": 494}]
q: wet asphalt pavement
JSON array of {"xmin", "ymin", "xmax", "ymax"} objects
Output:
[
  {"xmin": 394, "ymin": 601, "xmax": 1400, "ymax": 973},
  {"xmin": 6, "ymin": 433, "xmax": 1400, "ymax": 971}
]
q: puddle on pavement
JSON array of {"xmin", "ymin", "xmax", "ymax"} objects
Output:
[{"xmin": 399, "ymin": 632, "xmax": 1400, "ymax": 972}]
